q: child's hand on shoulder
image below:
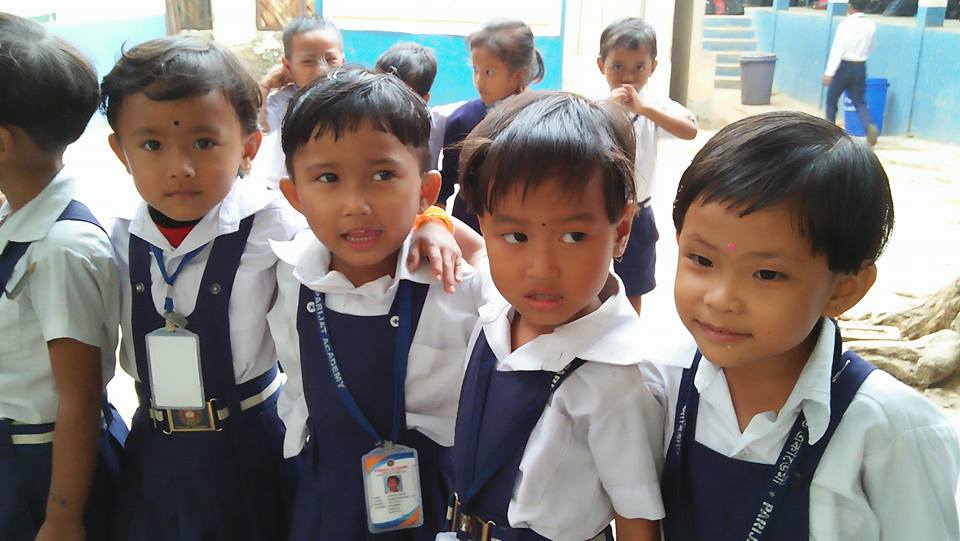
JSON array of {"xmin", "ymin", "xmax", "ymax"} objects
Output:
[
  {"xmin": 260, "ymin": 63, "xmax": 292, "ymax": 92},
  {"xmin": 611, "ymin": 84, "xmax": 646, "ymax": 115},
  {"xmin": 408, "ymin": 221, "xmax": 464, "ymax": 294}
]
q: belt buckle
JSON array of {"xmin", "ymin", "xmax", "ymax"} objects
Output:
[
  {"xmin": 459, "ymin": 514, "xmax": 495, "ymax": 541},
  {"xmin": 161, "ymin": 399, "xmax": 221, "ymax": 434}
]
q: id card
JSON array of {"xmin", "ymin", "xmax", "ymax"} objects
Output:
[
  {"xmin": 145, "ymin": 328, "xmax": 205, "ymax": 409},
  {"xmin": 361, "ymin": 444, "xmax": 424, "ymax": 533}
]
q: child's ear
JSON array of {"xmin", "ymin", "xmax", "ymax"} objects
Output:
[
  {"xmin": 422, "ymin": 92, "xmax": 431, "ymax": 104},
  {"xmin": 0, "ymin": 126, "xmax": 12, "ymax": 164},
  {"xmin": 596, "ymin": 56, "xmax": 606, "ymax": 75},
  {"xmin": 281, "ymin": 56, "xmax": 291, "ymax": 72},
  {"xmin": 822, "ymin": 262, "xmax": 878, "ymax": 318},
  {"xmin": 240, "ymin": 130, "xmax": 263, "ymax": 171},
  {"xmin": 107, "ymin": 133, "xmax": 130, "ymax": 173},
  {"xmin": 613, "ymin": 204, "xmax": 636, "ymax": 258},
  {"xmin": 649, "ymin": 58, "xmax": 659, "ymax": 76},
  {"xmin": 418, "ymin": 170, "xmax": 441, "ymax": 211},
  {"xmin": 278, "ymin": 177, "xmax": 302, "ymax": 213}
]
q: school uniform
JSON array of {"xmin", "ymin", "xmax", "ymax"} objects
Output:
[
  {"xmin": 429, "ymin": 101, "xmax": 467, "ymax": 172},
  {"xmin": 657, "ymin": 318, "xmax": 960, "ymax": 540},
  {"xmin": 446, "ymin": 274, "xmax": 665, "ymax": 541},
  {"xmin": 267, "ymin": 229, "xmax": 492, "ymax": 540},
  {"xmin": 615, "ymin": 89, "xmax": 696, "ymax": 297},
  {"xmin": 263, "ymin": 84, "xmax": 300, "ymax": 135},
  {"xmin": 108, "ymin": 179, "xmax": 307, "ymax": 541},
  {"xmin": 825, "ymin": 12, "xmax": 877, "ymax": 128},
  {"xmin": 0, "ymin": 168, "xmax": 126, "ymax": 541},
  {"xmin": 439, "ymin": 98, "xmax": 488, "ymax": 233}
]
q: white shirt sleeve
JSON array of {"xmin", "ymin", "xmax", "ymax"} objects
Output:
[
  {"xmin": 29, "ymin": 221, "xmax": 119, "ymax": 347},
  {"xmin": 825, "ymin": 22, "xmax": 848, "ymax": 77},
  {"xmin": 268, "ymin": 259, "xmax": 310, "ymax": 458}
]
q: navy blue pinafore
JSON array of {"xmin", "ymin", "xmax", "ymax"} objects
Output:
[
  {"xmin": 661, "ymin": 325, "xmax": 875, "ymax": 541},
  {"xmin": 110, "ymin": 215, "xmax": 295, "ymax": 541},
  {"xmin": 290, "ymin": 279, "xmax": 452, "ymax": 540},
  {"xmin": 450, "ymin": 332, "xmax": 610, "ymax": 541},
  {"xmin": 0, "ymin": 200, "xmax": 128, "ymax": 541}
]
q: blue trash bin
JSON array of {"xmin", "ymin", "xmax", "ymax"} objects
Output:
[{"xmin": 844, "ymin": 78, "xmax": 889, "ymax": 136}]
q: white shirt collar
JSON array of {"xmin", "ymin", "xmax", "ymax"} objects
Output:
[
  {"xmin": 850, "ymin": 11, "xmax": 866, "ymax": 18},
  {"xmin": 695, "ymin": 318, "xmax": 836, "ymax": 444},
  {"xmin": 271, "ymin": 229, "xmax": 435, "ymax": 301},
  {"xmin": 127, "ymin": 177, "xmax": 278, "ymax": 254},
  {"xmin": 479, "ymin": 273, "xmax": 646, "ymax": 373},
  {"xmin": 0, "ymin": 167, "xmax": 74, "ymax": 252}
]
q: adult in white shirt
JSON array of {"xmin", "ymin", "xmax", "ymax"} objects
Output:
[{"xmin": 824, "ymin": 0, "xmax": 880, "ymax": 145}]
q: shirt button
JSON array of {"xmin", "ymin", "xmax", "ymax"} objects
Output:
[
  {"xmin": 390, "ymin": 315, "xmax": 400, "ymax": 328},
  {"xmin": 306, "ymin": 301, "xmax": 316, "ymax": 313},
  {"xmin": 134, "ymin": 282, "xmax": 145, "ymax": 293},
  {"xmin": 210, "ymin": 283, "xmax": 222, "ymax": 295}
]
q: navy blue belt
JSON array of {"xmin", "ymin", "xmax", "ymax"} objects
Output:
[{"xmin": 137, "ymin": 363, "xmax": 283, "ymax": 434}]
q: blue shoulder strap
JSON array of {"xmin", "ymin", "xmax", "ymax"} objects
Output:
[{"xmin": 1, "ymin": 200, "xmax": 105, "ymax": 293}]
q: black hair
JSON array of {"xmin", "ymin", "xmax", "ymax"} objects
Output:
[
  {"xmin": 467, "ymin": 18, "xmax": 545, "ymax": 88},
  {"xmin": 599, "ymin": 17, "xmax": 658, "ymax": 60},
  {"xmin": 0, "ymin": 13, "xmax": 99, "ymax": 153},
  {"xmin": 459, "ymin": 91, "xmax": 635, "ymax": 223},
  {"xmin": 375, "ymin": 42, "xmax": 437, "ymax": 98},
  {"xmin": 100, "ymin": 35, "xmax": 260, "ymax": 134},
  {"xmin": 673, "ymin": 111, "xmax": 894, "ymax": 274},
  {"xmin": 281, "ymin": 66, "xmax": 432, "ymax": 176},
  {"xmin": 282, "ymin": 15, "xmax": 341, "ymax": 59},
  {"xmin": 849, "ymin": 0, "xmax": 868, "ymax": 11}
]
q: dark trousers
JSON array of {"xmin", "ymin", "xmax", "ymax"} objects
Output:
[{"xmin": 826, "ymin": 60, "xmax": 874, "ymax": 129}]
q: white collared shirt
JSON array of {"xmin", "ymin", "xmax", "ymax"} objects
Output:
[
  {"xmin": 656, "ymin": 319, "xmax": 960, "ymax": 540},
  {"xmin": 473, "ymin": 275, "xmax": 665, "ymax": 541},
  {"xmin": 267, "ymin": 229, "xmax": 493, "ymax": 457},
  {"xmin": 825, "ymin": 12, "xmax": 877, "ymax": 76},
  {"xmin": 0, "ymin": 169, "xmax": 120, "ymax": 423},
  {"xmin": 110, "ymin": 178, "xmax": 307, "ymax": 386},
  {"xmin": 631, "ymin": 88, "xmax": 697, "ymax": 203}
]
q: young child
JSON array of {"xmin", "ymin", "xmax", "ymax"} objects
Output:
[
  {"xmin": 597, "ymin": 17, "xmax": 697, "ymax": 315},
  {"xmin": 100, "ymin": 35, "xmax": 308, "ymax": 541},
  {"xmin": 439, "ymin": 18, "xmax": 544, "ymax": 233},
  {"xmin": 252, "ymin": 15, "xmax": 345, "ymax": 189},
  {"xmin": 0, "ymin": 13, "xmax": 126, "ymax": 541},
  {"xmin": 441, "ymin": 91, "xmax": 665, "ymax": 541},
  {"xmin": 267, "ymin": 66, "xmax": 492, "ymax": 540},
  {"xmin": 823, "ymin": 0, "xmax": 879, "ymax": 146},
  {"xmin": 659, "ymin": 111, "xmax": 960, "ymax": 540},
  {"xmin": 375, "ymin": 42, "xmax": 446, "ymax": 171}
]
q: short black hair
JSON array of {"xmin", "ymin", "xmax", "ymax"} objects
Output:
[
  {"xmin": 100, "ymin": 36, "xmax": 260, "ymax": 134},
  {"xmin": 459, "ymin": 91, "xmax": 635, "ymax": 223},
  {"xmin": 0, "ymin": 13, "xmax": 99, "ymax": 153},
  {"xmin": 282, "ymin": 15, "xmax": 341, "ymax": 59},
  {"xmin": 673, "ymin": 111, "xmax": 894, "ymax": 274},
  {"xmin": 375, "ymin": 42, "xmax": 437, "ymax": 97},
  {"xmin": 467, "ymin": 18, "xmax": 545, "ymax": 88},
  {"xmin": 599, "ymin": 17, "xmax": 658, "ymax": 60},
  {"xmin": 281, "ymin": 66, "xmax": 432, "ymax": 177},
  {"xmin": 849, "ymin": 0, "xmax": 868, "ymax": 11}
]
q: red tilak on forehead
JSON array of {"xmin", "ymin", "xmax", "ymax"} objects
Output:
[{"xmin": 727, "ymin": 242, "xmax": 736, "ymax": 251}]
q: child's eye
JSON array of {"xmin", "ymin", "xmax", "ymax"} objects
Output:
[
  {"xmin": 561, "ymin": 232, "xmax": 587, "ymax": 244},
  {"xmin": 612, "ymin": 64, "xmax": 622, "ymax": 71},
  {"xmin": 194, "ymin": 138, "xmax": 216, "ymax": 150},
  {"xmin": 754, "ymin": 269, "xmax": 785, "ymax": 281},
  {"xmin": 315, "ymin": 173, "xmax": 337, "ymax": 183},
  {"xmin": 372, "ymin": 170, "xmax": 395, "ymax": 181},
  {"xmin": 637, "ymin": 65, "xmax": 646, "ymax": 72},
  {"xmin": 687, "ymin": 253, "xmax": 713, "ymax": 267},
  {"xmin": 485, "ymin": 69, "xmax": 496, "ymax": 77},
  {"xmin": 141, "ymin": 140, "xmax": 161, "ymax": 151},
  {"xmin": 503, "ymin": 232, "xmax": 528, "ymax": 244}
]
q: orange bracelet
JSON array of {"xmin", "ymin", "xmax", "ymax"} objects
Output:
[{"xmin": 413, "ymin": 206, "xmax": 454, "ymax": 235}]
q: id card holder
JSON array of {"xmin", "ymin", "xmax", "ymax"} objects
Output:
[
  {"xmin": 361, "ymin": 443, "xmax": 424, "ymax": 533},
  {"xmin": 145, "ymin": 327, "xmax": 206, "ymax": 409}
]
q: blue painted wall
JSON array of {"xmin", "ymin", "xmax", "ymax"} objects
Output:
[
  {"xmin": 46, "ymin": 16, "xmax": 168, "ymax": 83},
  {"xmin": 339, "ymin": 30, "xmax": 564, "ymax": 106},
  {"xmin": 748, "ymin": 7, "xmax": 959, "ymax": 143}
]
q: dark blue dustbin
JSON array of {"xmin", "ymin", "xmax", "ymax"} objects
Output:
[{"xmin": 844, "ymin": 78, "xmax": 889, "ymax": 136}]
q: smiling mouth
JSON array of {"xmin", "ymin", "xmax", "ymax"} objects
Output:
[
  {"xmin": 524, "ymin": 292, "xmax": 563, "ymax": 310},
  {"xmin": 697, "ymin": 320, "xmax": 752, "ymax": 343},
  {"xmin": 341, "ymin": 229, "xmax": 382, "ymax": 247}
]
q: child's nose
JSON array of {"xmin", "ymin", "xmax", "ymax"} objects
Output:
[
  {"xmin": 168, "ymin": 151, "xmax": 195, "ymax": 178},
  {"xmin": 341, "ymin": 185, "xmax": 372, "ymax": 216},
  {"xmin": 703, "ymin": 278, "xmax": 742, "ymax": 313},
  {"xmin": 526, "ymin": 243, "xmax": 560, "ymax": 279}
]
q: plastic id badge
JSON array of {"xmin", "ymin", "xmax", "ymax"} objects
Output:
[
  {"xmin": 145, "ymin": 328, "xmax": 205, "ymax": 409},
  {"xmin": 362, "ymin": 444, "xmax": 424, "ymax": 533}
]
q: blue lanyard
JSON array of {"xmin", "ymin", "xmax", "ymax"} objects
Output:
[
  {"xmin": 313, "ymin": 280, "xmax": 413, "ymax": 447},
  {"xmin": 671, "ymin": 352, "xmax": 809, "ymax": 541},
  {"xmin": 149, "ymin": 244, "xmax": 206, "ymax": 313}
]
